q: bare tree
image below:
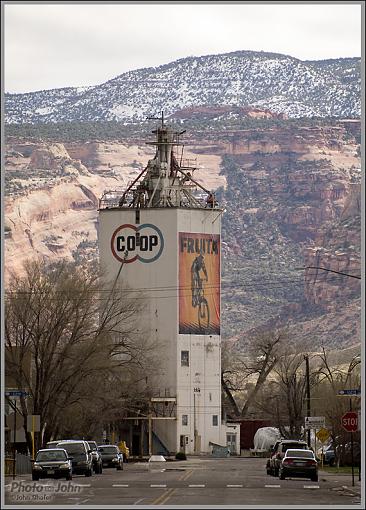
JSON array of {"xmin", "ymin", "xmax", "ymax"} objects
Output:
[
  {"xmin": 312, "ymin": 347, "xmax": 361, "ymax": 466},
  {"xmin": 221, "ymin": 330, "xmax": 284, "ymax": 418},
  {"xmin": 271, "ymin": 352, "xmax": 307, "ymax": 438},
  {"xmin": 5, "ymin": 259, "xmax": 158, "ymax": 451}
]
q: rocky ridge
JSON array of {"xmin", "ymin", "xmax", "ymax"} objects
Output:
[
  {"xmin": 5, "ymin": 51, "xmax": 361, "ymax": 124},
  {"xmin": 4, "ymin": 118, "xmax": 361, "ymax": 349}
]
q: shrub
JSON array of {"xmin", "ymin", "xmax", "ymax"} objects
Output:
[{"xmin": 175, "ymin": 452, "xmax": 187, "ymax": 460}]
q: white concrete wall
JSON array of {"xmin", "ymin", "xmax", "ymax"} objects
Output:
[{"xmin": 98, "ymin": 206, "xmax": 223, "ymax": 453}]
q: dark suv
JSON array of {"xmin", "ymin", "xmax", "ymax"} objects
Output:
[
  {"xmin": 98, "ymin": 445, "xmax": 124, "ymax": 470},
  {"xmin": 266, "ymin": 439, "xmax": 309, "ymax": 476},
  {"xmin": 57, "ymin": 440, "xmax": 93, "ymax": 477}
]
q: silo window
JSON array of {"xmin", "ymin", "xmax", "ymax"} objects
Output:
[
  {"xmin": 212, "ymin": 415, "xmax": 218, "ymax": 426},
  {"xmin": 182, "ymin": 415, "xmax": 188, "ymax": 426},
  {"xmin": 135, "ymin": 209, "xmax": 140, "ymax": 224},
  {"xmin": 181, "ymin": 351, "xmax": 189, "ymax": 366}
]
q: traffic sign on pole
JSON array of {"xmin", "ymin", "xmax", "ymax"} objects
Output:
[
  {"xmin": 341, "ymin": 411, "xmax": 358, "ymax": 432},
  {"xmin": 316, "ymin": 427, "xmax": 331, "ymax": 443},
  {"xmin": 5, "ymin": 390, "xmax": 29, "ymax": 398},
  {"xmin": 304, "ymin": 416, "xmax": 325, "ymax": 430},
  {"xmin": 338, "ymin": 389, "xmax": 361, "ymax": 397}
]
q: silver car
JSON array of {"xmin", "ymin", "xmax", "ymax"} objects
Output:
[{"xmin": 279, "ymin": 449, "xmax": 318, "ymax": 481}]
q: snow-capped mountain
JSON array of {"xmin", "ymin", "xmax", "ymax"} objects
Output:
[{"xmin": 5, "ymin": 51, "xmax": 361, "ymax": 124}]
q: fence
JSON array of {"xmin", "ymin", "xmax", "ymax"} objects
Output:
[{"xmin": 5, "ymin": 453, "xmax": 32, "ymax": 475}]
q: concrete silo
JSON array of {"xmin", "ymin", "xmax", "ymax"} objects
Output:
[{"xmin": 98, "ymin": 115, "xmax": 239, "ymax": 455}]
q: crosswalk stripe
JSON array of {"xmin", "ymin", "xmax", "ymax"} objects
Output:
[
  {"xmin": 189, "ymin": 484, "xmax": 205, "ymax": 487},
  {"xmin": 150, "ymin": 484, "xmax": 167, "ymax": 488},
  {"xmin": 265, "ymin": 484, "xmax": 281, "ymax": 488},
  {"xmin": 112, "ymin": 484, "xmax": 129, "ymax": 487},
  {"xmin": 227, "ymin": 484, "xmax": 243, "ymax": 487},
  {"xmin": 304, "ymin": 485, "xmax": 319, "ymax": 489}
]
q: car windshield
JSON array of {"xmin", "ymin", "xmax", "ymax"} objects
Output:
[
  {"xmin": 282, "ymin": 443, "xmax": 306, "ymax": 452},
  {"xmin": 286, "ymin": 450, "xmax": 314, "ymax": 458},
  {"xmin": 36, "ymin": 450, "xmax": 67, "ymax": 461},
  {"xmin": 99, "ymin": 446, "xmax": 118, "ymax": 454},
  {"xmin": 57, "ymin": 443, "xmax": 85, "ymax": 455},
  {"xmin": 88, "ymin": 442, "xmax": 97, "ymax": 450}
]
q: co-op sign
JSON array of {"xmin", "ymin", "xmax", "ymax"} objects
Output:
[{"xmin": 111, "ymin": 223, "xmax": 164, "ymax": 263}]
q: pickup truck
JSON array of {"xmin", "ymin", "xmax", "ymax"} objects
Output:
[{"xmin": 118, "ymin": 440, "xmax": 130, "ymax": 462}]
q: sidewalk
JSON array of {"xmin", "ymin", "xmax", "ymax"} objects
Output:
[{"xmin": 318, "ymin": 468, "xmax": 362, "ymax": 499}]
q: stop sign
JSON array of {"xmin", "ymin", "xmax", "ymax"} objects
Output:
[{"xmin": 341, "ymin": 411, "xmax": 358, "ymax": 432}]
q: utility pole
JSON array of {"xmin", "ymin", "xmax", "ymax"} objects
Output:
[
  {"xmin": 148, "ymin": 400, "xmax": 152, "ymax": 457},
  {"xmin": 13, "ymin": 399, "xmax": 17, "ymax": 480},
  {"xmin": 304, "ymin": 355, "xmax": 311, "ymax": 448},
  {"xmin": 193, "ymin": 387, "xmax": 200, "ymax": 453},
  {"xmin": 349, "ymin": 398, "xmax": 355, "ymax": 487}
]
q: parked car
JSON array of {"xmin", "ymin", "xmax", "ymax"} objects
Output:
[
  {"xmin": 46, "ymin": 440, "xmax": 64, "ymax": 449},
  {"xmin": 56, "ymin": 440, "xmax": 93, "ymax": 477},
  {"xmin": 87, "ymin": 441, "xmax": 103, "ymax": 473},
  {"xmin": 279, "ymin": 449, "xmax": 318, "ymax": 481},
  {"xmin": 98, "ymin": 445, "xmax": 124, "ymax": 470},
  {"xmin": 266, "ymin": 439, "xmax": 309, "ymax": 476},
  {"xmin": 322, "ymin": 444, "xmax": 335, "ymax": 466},
  {"xmin": 32, "ymin": 448, "xmax": 72, "ymax": 481},
  {"xmin": 279, "ymin": 449, "xmax": 318, "ymax": 482},
  {"xmin": 335, "ymin": 441, "xmax": 361, "ymax": 467},
  {"xmin": 118, "ymin": 440, "xmax": 130, "ymax": 463}
]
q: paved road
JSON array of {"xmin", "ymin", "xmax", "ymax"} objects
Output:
[{"xmin": 4, "ymin": 457, "xmax": 362, "ymax": 507}]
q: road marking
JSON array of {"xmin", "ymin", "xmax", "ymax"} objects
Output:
[
  {"xmin": 227, "ymin": 484, "xmax": 243, "ymax": 487},
  {"xmin": 304, "ymin": 485, "xmax": 319, "ymax": 489},
  {"xmin": 151, "ymin": 484, "xmax": 167, "ymax": 488},
  {"xmin": 265, "ymin": 484, "xmax": 281, "ymax": 488},
  {"xmin": 134, "ymin": 498, "xmax": 145, "ymax": 505},
  {"xmin": 188, "ymin": 484, "xmax": 205, "ymax": 487},
  {"xmin": 112, "ymin": 484, "xmax": 129, "ymax": 487},
  {"xmin": 180, "ymin": 469, "xmax": 193, "ymax": 481},
  {"xmin": 158, "ymin": 488, "xmax": 176, "ymax": 506},
  {"xmin": 151, "ymin": 488, "xmax": 175, "ymax": 505},
  {"xmin": 73, "ymin": 483, "xmax": 91, "ymax": 487}
]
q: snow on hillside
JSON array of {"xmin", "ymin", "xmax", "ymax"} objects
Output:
[{"xmin": 5, "ymin": 51, "xmax": 361, "ymax": 124}]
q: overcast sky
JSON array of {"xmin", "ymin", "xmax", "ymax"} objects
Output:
[{"xmin": 3, "ymin": 2, "xmax": 363, "ymax": 94}]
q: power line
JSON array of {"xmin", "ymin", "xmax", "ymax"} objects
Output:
[
  {"xmin": 295, "ymin": 266, "xmax": 361, "ymax": 280},
  {"xmin": 4, "ymin": 272, "xmax": 360, "ymax": 298}
]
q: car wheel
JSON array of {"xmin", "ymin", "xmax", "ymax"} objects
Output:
[
  {"xmin": 274, "ymin": 468, "xmax": 279, "ymax": 477},
  {"xmin": 32, "ymin": 474, "xmax": 39, "ymax": 481},
  {"xmin": 311, "ymin": 475, "xmax": 318, "ymax": 482},
  {"xmin": 329, "ymin": 458, "xmax": 335, "ymax": 467}
]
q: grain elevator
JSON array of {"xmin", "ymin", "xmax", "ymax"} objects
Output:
[{"xmin": 98, "ymin": 115, "xmax": 239, "ymax": 455}]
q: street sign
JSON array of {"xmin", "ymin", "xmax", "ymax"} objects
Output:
[
  {"xmin": 304, "ymin": 416, "xmax": 325, "ymax": 430},
  {"xmin": 316, "ymin": 427, "xmax": 331, "ymax": 443},
  {"xmin": 338, "ymin": 389, "xmax": 361, "ymax": 396},
  {"xmin": 27, "ymin": 415, "xmax": 41, "ymax": 432},
  {"xmin": 341, "ymin": 411, "xmax": 358, "ymax": 432},
  {"xmin": 5, "ymin": 390, "xmax": 29, "ymax": 398}
]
